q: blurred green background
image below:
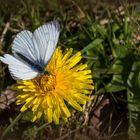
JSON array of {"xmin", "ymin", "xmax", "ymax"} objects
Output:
[{"xmin": 0, "ymin": 0, "xmax": 140, "ymax": 140}]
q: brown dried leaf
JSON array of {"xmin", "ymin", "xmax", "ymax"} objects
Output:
[{"xmin": 0, "ymin": 86, "xmax": 15, "ymax": 110}]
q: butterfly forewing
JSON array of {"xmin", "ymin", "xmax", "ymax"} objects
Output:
[
  {"xmin": 33, "ymin": 21, "xmax": 60, "ymax": 66},
  {"xmin": 12, "ymin": 31, "xmax": 37, "ymax": 63}
]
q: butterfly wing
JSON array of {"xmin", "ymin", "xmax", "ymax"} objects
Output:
[
  {"xmin": 12, "ymin": 30, "xmax": 38, "ymax": 63},
  {"xmin": 0, "ymin": 54, "xmax": 38, "ymax": 80},
  {"xmin": 0, "ymin": 21, "xmax": 60, "ymax": 80},
  {"xmin": 12, "ymin": 21, "xmax": 60, "ymax": 67},
  {"xmin": 32, "ymin": 20, "xmax": 60, "ymax": 66}
]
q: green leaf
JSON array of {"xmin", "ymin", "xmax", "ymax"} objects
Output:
[
  {"xmin": 106, "ymin": 52, "xmax": 135, "ymax": 93},
  {"xmin": 127, "ymin": 61, "xmax": 140, "ymax": 138},
  {"xmin": 81, "ymin": 39, "xmax": 103, "ymax": 53},
  {"xmin": 127, "ymin": 61, "xmax": 140, "ymax": 94},
  {"xmin": 106, "ymin": 75, "xmax": 126, "ymax": 92}
]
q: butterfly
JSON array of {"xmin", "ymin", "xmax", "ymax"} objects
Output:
[{"xmin": 0, "ymin": 21, "xmax": 60, "ymax": 80}]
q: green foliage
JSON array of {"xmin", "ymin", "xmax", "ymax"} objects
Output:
[{"xmin": 0, "ymin": 0, "xmax": 140, "ymax": 139}]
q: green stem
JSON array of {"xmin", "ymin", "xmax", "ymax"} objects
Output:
[
  {"xmin": 1, "ymin": 112, "xmax": 23, "ymax": 140},
  {"xmin": 36, "ymin": 123, "xmax": 48, "ymax": 132}
]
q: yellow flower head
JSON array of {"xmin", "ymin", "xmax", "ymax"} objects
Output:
[{"xmin": 16, "ymin": 47, "xmax": 94, "ymax": 124}]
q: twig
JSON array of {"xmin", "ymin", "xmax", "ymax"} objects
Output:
[
  {"xmin": 56, "ymin": 127, "xmax": 81, "ymax": 140},
  {"xmin": 110, "ymin": 121, "xmax": 122, "ymax": 139},
  {"xmin": 0, "ymin": 22, "xmax": 10, "ymax": 43},
  {"xmin": 108, "ymin": 112, "xmax": 113, "ymax": 139}
]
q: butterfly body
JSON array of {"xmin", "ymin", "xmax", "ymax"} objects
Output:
[{"xmin": 0, "ymin": 21, "xmax": 60, "ymax": 80}]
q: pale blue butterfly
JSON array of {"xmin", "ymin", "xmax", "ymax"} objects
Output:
[{"xmin": 0, "ymin": 21, "xmax": 60, "ymax": 80}]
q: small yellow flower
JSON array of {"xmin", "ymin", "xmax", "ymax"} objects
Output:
[{"xmin": 16, "ymin": 47, "xmax": 94, "ymax": 124}]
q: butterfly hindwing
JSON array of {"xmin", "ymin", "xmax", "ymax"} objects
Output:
[{"xmin": 0, "ymin": 54, "xmax": 38, "ymax": 80}]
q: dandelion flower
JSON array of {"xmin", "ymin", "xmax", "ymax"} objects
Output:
[{"xmin": 16, "ymin": 47, "xmax": 94, "ymax": 124}]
